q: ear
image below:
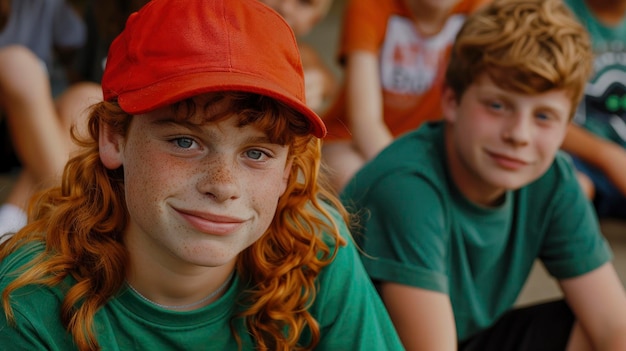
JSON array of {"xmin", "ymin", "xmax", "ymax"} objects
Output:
[
  {"xmin": 441, "ymin": 86, "xmax": 459, "ymax": 123},
  {"xmin": 99, "ymin": 120, "xmax": 124, "ymax": 170}
]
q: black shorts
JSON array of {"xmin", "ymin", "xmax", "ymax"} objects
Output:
[{"xmin": 459, "ymin": 300, "xmax": 575, "ymax": 351}]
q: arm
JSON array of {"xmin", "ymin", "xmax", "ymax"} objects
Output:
[
  {"xmin": 345, "ymin": 51, "xmax": 393, "ymax": 160},
  {"xmin": 559, "ymin": 263, "xmax": 626, "ymax": 350},
  {"xmin": 380, "ymin": 282, "xmax": 457, "ymax": 351},
  {"xmin": 562, "ymin": 124, "xmax": 626, "ymax": 196}
]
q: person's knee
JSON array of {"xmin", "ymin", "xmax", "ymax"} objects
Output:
[
  {"xmin": 0, "ymin": 45, "xmax": 49, "ymax": 100},
  {"xmin": 0, "ymin": 45, "xmax": 39, "ymax": 64}
]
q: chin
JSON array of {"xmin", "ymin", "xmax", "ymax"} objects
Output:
[
  {"xmin": 486, "ymin": 175, "xmax": 532, "ymax": 192},
  {"xmin": 179, "ymin": 247, "xmax": 238, "ymax": 267},
  {"xmin": 501, "ymin": 179, "xmax": 534, "ymax": 191}
]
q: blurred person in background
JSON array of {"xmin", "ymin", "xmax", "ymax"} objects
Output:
[
  {"xmin": 321, "ymin": 0, "xmax": 490, "ymax": 192},
  {"xmin": 0, "ymin": 0, "xmax": 101, "ymax": 238}
]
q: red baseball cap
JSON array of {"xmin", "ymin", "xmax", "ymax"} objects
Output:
[{"xmin": 101, "ymin": 0, "xmax": 326, "ymax": 138}]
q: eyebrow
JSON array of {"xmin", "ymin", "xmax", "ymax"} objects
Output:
[
  {"xmin": 151, "ymin": 117, "xmax": 201, "ymax": 130},
  {"xmin": 150, "ymin": 117, "xmax": 218, "ymax": 137},
  {"xmin": 244, "ymin": 135, "xmax": 281, "ymax": 145}
]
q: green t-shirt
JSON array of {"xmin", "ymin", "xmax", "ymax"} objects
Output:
[
  {"xmin": 342, "ymin": 122, "xmax": 612, "ymax": 342},
  {"xmin": 565, "ymin": 0, "xmax": 626, "ymax": 146},
  {"xmin": 0, "ymin": 216, "xmax": 405, "ymax": 350}
]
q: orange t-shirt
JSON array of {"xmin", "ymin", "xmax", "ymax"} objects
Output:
[{"xmin": 323, "ymin": 0, "xmax": 488, "ymax": 141}]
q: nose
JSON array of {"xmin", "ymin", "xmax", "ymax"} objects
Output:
[
  {"xmin": 502, "ymin": 113, "xmax": 531, "ymax": 146},
  {"xmin": 196, "ymin": 155, "xmax": 240, "ymax": 202}
]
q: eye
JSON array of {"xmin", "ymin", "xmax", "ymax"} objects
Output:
[
  {"xmin": 535, "ymin": 109, "xmax": 562, "ymax": 122},
  {"xmin": 488, "ymin": 100, "xmax": 504, "ymax": 111},
  {"xmin": 245, "ymin": 149, "xmax": 268, "ymax": 160},
  {"xmin": 173, "ymin": 137, "xmax": 197, "ymax": 149}
]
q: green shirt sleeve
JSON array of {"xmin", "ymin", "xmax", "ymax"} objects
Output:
[
  {"xmin": 0, "ymin": 243, "xmax": 75, "ymax": 350},
  {"xmin": 344, "ymin": 170, "xmax": 450, "ymax": 293},
  {"xmin": 538, "ymin": 154, "xmax": 613, "ymax": 278}
]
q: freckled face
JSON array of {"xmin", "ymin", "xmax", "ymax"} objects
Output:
[{"xmin": 100, "ymin": 105, "xmax": 292, "ymax": 269}]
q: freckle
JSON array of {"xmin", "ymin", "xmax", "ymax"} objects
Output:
[{"xmin": 207, "ymin": 162, "xmax": 234, "ymax": 183}]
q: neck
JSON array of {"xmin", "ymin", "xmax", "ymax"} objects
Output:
[
  {"xmin": 127, "ymin": 270, "xmax": 235, "ymax": 310},
  {"xmin": 124, "ymin": 233, "xmax": 238, "ymax": 311},
  {"xmin": 126, "ymin": 265, "xmax": 237, "ymax": 310}
]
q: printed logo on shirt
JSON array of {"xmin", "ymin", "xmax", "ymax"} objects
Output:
[
  {"xmin": 575, "ymin": 42, "xmax": 626, "ymax": 143},
  {"xmin": 379, "ymin": 14, "xmax": 465, "ymax": 96}
]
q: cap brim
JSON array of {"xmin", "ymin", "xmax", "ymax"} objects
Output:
[{"xmin": 117, "ymin": 71, "xmax": 327, "ymax": 138}]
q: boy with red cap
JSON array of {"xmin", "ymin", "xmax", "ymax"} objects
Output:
[{"xmin": 0, "ymin": 0, "xmax": 404, "ymax": 350}]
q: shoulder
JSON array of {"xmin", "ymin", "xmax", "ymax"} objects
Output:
[
  {"xmin": 0, "ymin": 242, "xmax": 46, "ymax": 287},
  {"xmin": 0, "ymin": 243, "xmax": 68, "ymax": 340},
  {"xmin": 341, "ymin": 124, "xmax": 451, "ymax": 250},
  {"xmin": 306, "ymin": 190, "xmax": 407, "ymax": 349},
  {"xmin": 310, "ymin": 216, "xmax": 405, "ymax": 349},
  {"xmin": 0, "ymin": 241, "xmax": 66, "ymax": 300},
  {"xmin": 344, "ymin": 122, "xmax": 447, "ymax": 200}
]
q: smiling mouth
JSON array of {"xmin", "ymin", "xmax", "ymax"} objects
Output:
[
  {"xmin": 175, "ymin": 209, "xmax": 245, "ymax": 236},
  {"xmin": 487, "ymin": 151, "xmax": 528, "ymax": 170}
]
